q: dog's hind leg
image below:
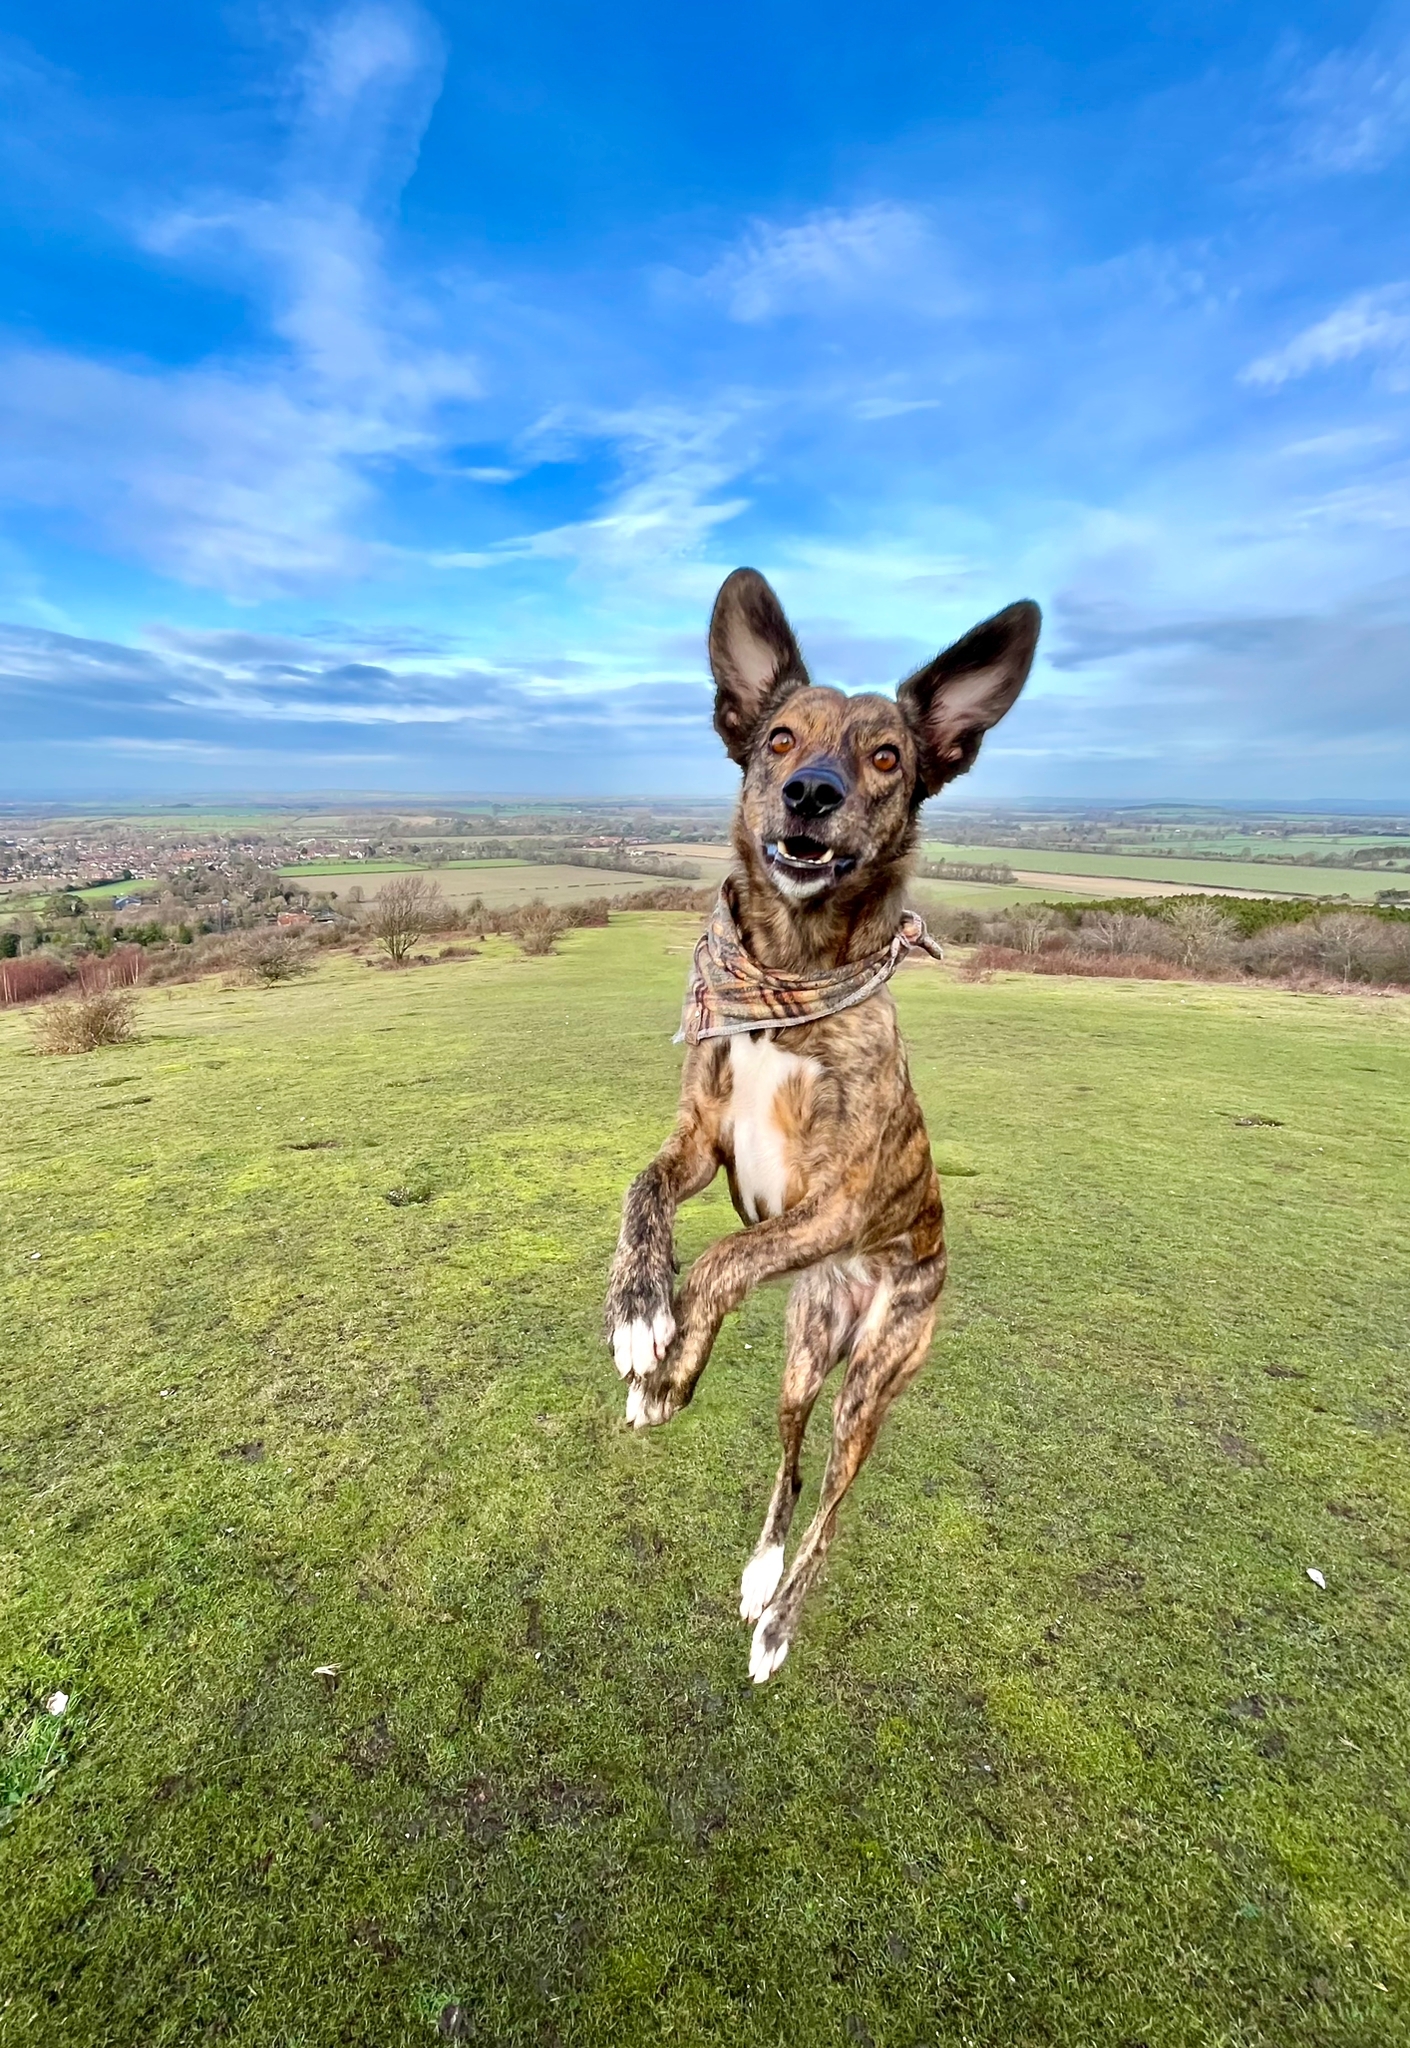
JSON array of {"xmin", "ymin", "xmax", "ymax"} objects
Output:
[
  {"xmin": 748, "ymin": 1248, "xmax": 945, "ymax": 1683},
  {"xmin": 740, "ymin": 1262, "xmax": 856, "ymax": 1622}
]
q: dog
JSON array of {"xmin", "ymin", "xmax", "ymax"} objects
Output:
[{"xmin": 606, "ymin": 568, "xmax": 1040, "ymax": 1681}]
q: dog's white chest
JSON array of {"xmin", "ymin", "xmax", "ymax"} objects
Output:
[{"xmin": 725, "ymin": 1033, "xmax": 821, "ymax": 1223}]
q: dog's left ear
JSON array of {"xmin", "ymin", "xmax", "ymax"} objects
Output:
[
  {"xmin": 897, "ymin": 600, "xmax": 1040, "ymax": 795},
  {"xmin": 708, "ymin": 568, "xmax": 810, "ymax": 765}
]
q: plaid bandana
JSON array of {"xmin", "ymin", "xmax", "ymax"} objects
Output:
[{"xmin": 675, "ymin": 886, "xmax": 945, "ymax": 1045}]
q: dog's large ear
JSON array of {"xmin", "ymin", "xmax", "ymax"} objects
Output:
[
  {"xmin": 897, "ymin": 600, "xmax": 1040, "ymax": 795},
  {"xmin": 708, "ymin": 568, "xmax": 809, "ymax": 764}
]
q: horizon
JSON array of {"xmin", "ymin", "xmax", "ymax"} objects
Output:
[
  {"xmin": 5, "ymin": 794, "xmax": 1410, "ymax": 823},
  {"xmin": 2, "ymin": 1, "xmax": 1409, "ymax": 800}
]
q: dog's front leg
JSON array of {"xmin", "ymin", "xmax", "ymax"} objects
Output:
[
  {"xmin": 626, "ymin": 1187, "xmax": 865, "ymax": 1429},
  {"xmin": 606, "ymin": 1117, "xmax": 719, "ymax": 1381}
]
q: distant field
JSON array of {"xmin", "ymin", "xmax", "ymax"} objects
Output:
[
  {"xmin": 286, "ymin": 861, "xmax": 708, "ymax": 909},
  {"xmin": 288, "ymin": 856, "xmax": 1088, "ymax": 914},
  {"xmin": 925, "ymin": 843, "xmax": 1395, "ymax": 900},
  {"xmin": 1133, "ymin": 836, "xmax": 1406, "ymax": 859},
  {"xmin": 2, "ymin": 924, "xmax": 1408, "ymax": 2043},
  {"xmin": 287, "ymin": 859, "xmax": 526, "ymax": 877},
  {"xmin": 73, "ymin": 877, "xmax": 159, "ymax": 901}
]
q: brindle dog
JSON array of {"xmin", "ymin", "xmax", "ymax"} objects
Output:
[{"xmin": 606, "ymin": 568, "xmax": 1039, "ymax": 1681}]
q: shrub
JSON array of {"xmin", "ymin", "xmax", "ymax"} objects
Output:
[
  {"xmin": 1073, "ymin": 911, "xmax": 1175, "ymax": 958},
  {"xmin": 32, "ymin": 989, "xmax": 136, "ymax": 1054},
  {"xmin": 251, "ymin": 940, "xmax": 310, "ymax": 984},
  {"xmin": 514, "ymin": 901, "xmax": 567, "ymax": 955},
  {"xmin": 1163, "ymin": 900, "xmax": 1235, "ymax": 968},
  {"xmin": 607, "ymin": 885, "xmax": 716, "ymax": 913},
  {"xmin": 964, "ymin": 945, "xmax": 1185, "ymax": 983},
  {"xmin": 0, "ymin": 954, "xmax": 70, "ymax": 1006},
  {"xmin": 75, "ymin": 946, "xmax": 143, "ymax": 992}
]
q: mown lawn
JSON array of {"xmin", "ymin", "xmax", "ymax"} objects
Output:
[{"xmin": 2, "ymin": 920, "xmax": 1408, "ymax": 2047}]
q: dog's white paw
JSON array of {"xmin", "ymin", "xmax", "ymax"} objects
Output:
[
  {"xmin": 625, "ymin": 1378, "xmax": 676, "ymax": 1429},
  {"xmin": 612, "ymin": 1310, "xmax": 676, "ymax": 1380},
  {"xmin": 739, "ymin": 1545, "xmax": 784, "ymax": 1623},
  {"xmin": 749, "ymin": 1608, "xmax": 791, "ymax": 1685}
]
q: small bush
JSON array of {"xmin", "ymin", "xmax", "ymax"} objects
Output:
[
  {"xmin": 32, "ymin": 989, "xmax": 137, "ymax": 1054},
  {"xmin": 514, "ymin": 902, "xmax": 567, "ymax": 955},
  {"xmin": 607, "ymin": 885, "xmax": 715, "ymax": 913},
  {"xmin": 252, "ymin": 941, "xmax": 310, "ymax": 984}
]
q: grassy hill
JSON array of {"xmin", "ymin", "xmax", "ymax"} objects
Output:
[{"xmin": 2, "ymin": 922, "xmax": 1408, "ymax": 2045}]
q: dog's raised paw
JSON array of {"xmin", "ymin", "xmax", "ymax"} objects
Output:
[
  {"xmin": 612, "ymin": 1319, "xmax": 658, "ymax": 1379},
  {"xmin": 739, "ymin": 1545, "xmax": 784, "ymax": 1622},
  {"xmin": 612, "ymin": 1310, "xmax": 676, "ymax": 1379},
  {"xmin": 748, "ymin": 1607, "xmax": 791, "ymax": 1684},
  {"xmin": 625, "ymin": 1378, "xmax": 677, "ymax": 1429}
]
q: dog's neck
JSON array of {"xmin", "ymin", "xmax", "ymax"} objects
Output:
[{"xmin": 727, "ymin": 816, "xmax": 915, "ymax": 975}]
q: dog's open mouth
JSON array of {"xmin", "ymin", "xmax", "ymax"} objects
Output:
[{"xmin": 763, "ymin": 836, "xmax": 859, "ymax": 888}]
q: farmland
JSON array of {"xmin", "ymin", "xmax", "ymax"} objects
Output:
[
  {"xmin": 3, "ymin": 917, "xmax": 1408, "ymax": 2046},
  {"xmin": 924, "ymin": 843, "xmax": 1400, "ymax": 901}
]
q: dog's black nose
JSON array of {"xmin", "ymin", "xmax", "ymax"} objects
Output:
[{"xmin": 782, "ymin": 766, "xmax": 846, "ymax": 820}]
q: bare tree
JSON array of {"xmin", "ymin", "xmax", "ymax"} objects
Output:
[
  {"xmin": 371, "ymin": 874, "xmax": 443, "ymax": 964},
  {"xmin": 1164, "ymin": 900, "xmax": 1234, "ymax": 969},
  {"xmin": 1007, "ymin": 905, "xmax": 1060, "ymax": 955},
  {"xmin": 1311, "ymin": 912, "xmax": 1379, "ymax": 986}
]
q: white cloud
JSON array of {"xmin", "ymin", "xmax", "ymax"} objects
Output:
[
  {"xmin": 437, "ymin": 404, "xmax": 753, "ymax": 579},
  {"xmin": 697, "ymin": 203, "xmax": 966, "ymax": 324},
  {"xmin": 1240, "ymin": 286, "xmax": 1410, "ymax": 386},
  {"xmin": 0, "ymin": 3, "xmax": 476, "ymax": 598}
]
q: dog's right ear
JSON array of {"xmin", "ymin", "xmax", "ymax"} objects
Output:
[{"xmin": 708, "ymin": 568, "xmax": 809, "ymax": 765}]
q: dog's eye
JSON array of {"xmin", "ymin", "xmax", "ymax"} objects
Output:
[
  {"xmin": 872, "ymin": 745, "xmax": 900, "ymax": 772},
  {"xmin": 768, "ymin": 729, "xmax": 795, "ymax": 756}
]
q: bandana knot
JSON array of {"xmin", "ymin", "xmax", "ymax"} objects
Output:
[{"xmin": 675, "ymin": 889, "xmax": 944, "ymax": 1045}]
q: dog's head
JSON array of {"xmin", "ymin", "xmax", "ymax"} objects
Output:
[{"xmin": 709, "ymin": 568, "xmax": 1040, "ymax": 907}]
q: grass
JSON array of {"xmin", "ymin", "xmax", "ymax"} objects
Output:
[
  {"xmin": 924, "ymin": 845, "xmax": 1397, "ymax": 899},
  {"xmin": 73, "ymin": 878, "xmax": 160, "ymax": 902},
  {"xmin": 2, "ymin": 921, "xmax": 1409, "ymax": 2046},
  {"xmin": 284, "ymin": 860, "xmax": 529, "ymax": 877},
  {"xmin": 287, "ymin": 863, "xmax": 726, "ymax": 909}
]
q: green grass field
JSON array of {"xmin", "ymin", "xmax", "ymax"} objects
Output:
[
  {"xmin": 284, "ymin": 863, "xmax": 724, "ymax": 910},
  {"xmin": 924, "ymin": 844, "xmax": 1396, "ymax": 900},
  {"xmin": 73, "ymin": 878, "xmax": 160, "ymax": 902},
  {"xmin": 287, "ymin": 861, "xmax": 1085, "ymax": 914},
  {"xmin": 286, "ymin": 860, "xmax": 530, "ymax": 876},
  {"xmin": 3, "ymin": 923, "xmax": 1409, "ymax": 2046}
]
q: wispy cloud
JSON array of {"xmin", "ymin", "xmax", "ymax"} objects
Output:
[
  {"xmin": 437, "ymin": 404, "xmax": 755, "ymax": 581},
  {"xmin": 693, "ymin": 203, "xmax": 967, "ymax": 324},
  {"xmin": 0, "ymin": 2, "xmax": 476, "ymax": 598},
  {"xmin": 1240, "ymin": 286, "xmax": 1410, "ymax": 387},
  {"xmin": 1280, "ymin": 26, "xmax": 1410, "ymax": 174}
]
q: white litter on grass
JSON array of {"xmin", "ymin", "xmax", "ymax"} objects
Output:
[
  {"xmin": 29, "ymin": 1253, "xmax": 40, "ymax": 1260},
  {"xmin": 1307, "ymin": 1567, "xmax": 1327, "ymax": 1589},
  {"xmin": 46, "ymin": 1691, "xmax": 69, "ymax": 1716},
  {"xmin": 313, "ymin": 1664, "xmax": 340, "ymax": 1678}
]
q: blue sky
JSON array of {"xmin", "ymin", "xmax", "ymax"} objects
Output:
[{"xmin": 1, "ymin": 1, "xmax": 1408, "ymax": 802}]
